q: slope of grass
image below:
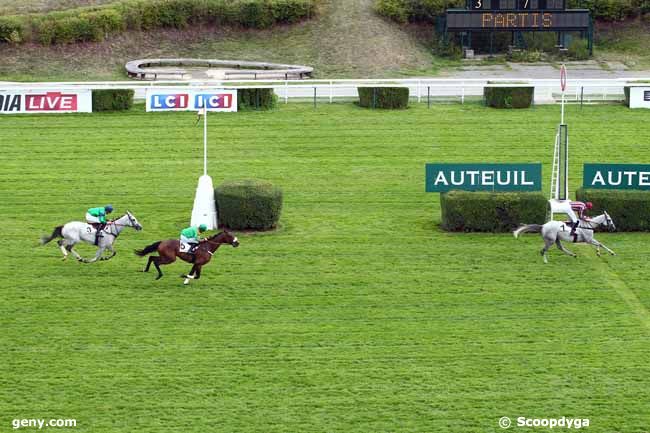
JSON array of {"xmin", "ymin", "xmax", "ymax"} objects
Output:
[
  {"xmin": 0, "ymin": 0, "xmax": 438, "ymax": 81},
  {"xmin": 595, "ymin": 20, "xmax": 650, "ymax": 69},
  {"xmin": 1, "ymin": 103, "xmax": 649, "ymax": 432}
]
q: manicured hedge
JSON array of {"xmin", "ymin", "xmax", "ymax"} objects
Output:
[
  {"xmin": 358, "ymin": 87, "xmax": 409, "ymax": 109},
  {"xmin": 215, "ymin": 179, "xmax": 283, "ymax": 230},
  {"xmin": 440, "ymin": 191, "xmax": 547, "ymax": 232},
  {"xmin": 3, "ymin": 0, "xmax": 318, "ymax": 45},
  {"xmin": 375, "ymin": 0, "xmax": 463, "ymax": 24},
  {"xmin": 484, "ymin": 86, "xmax": 534, "ymax": 109},
  {"xmin": 92, "ymin": 89, "xmax": 134, "ymax": 111},
  {"xmin": 576, "ymin": 188, "xmax": 650, "ymax": 231},
  {"xmin": 237, "ymin": 88, "xmax": 277, "ymax": 111}
]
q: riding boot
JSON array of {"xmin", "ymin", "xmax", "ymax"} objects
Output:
[
  {"xmin": 95, "ymin": 223, "xmax": 105, "ymax": 246},
  {"xmin": 570, "ymin": 221, "xmax": 579, "ymax": 243}
]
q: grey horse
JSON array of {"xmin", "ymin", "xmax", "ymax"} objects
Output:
[
  {"xmin": 514, "ymin": 212, "xmax": 617, "ymax": 263},
  {"xmin": 41, "ymin": 211, "xmax": 143, "ymax": 263}
]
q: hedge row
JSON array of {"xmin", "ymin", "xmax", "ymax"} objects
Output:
[
  {"xmin": 375, "ymin": 0, "xmax": 462, "ymax": 24},
  {"xmin": 358, "ymin": 87, "xmax": 409, "ymax": 109},
  {"xmin": 376, "ymin": 0, "xmax": 644, "ymax": 24},
  {"xmin": 0, "ymin": 0, "xmax": 318, "ymax": 45},
  {"xmin": 215, "ymin": 180, "xmax": 283, "ymax": 230},
  {"xmin": 440, "ymin": 191, "xmax": 547, "ymax": 232},
  {"xmin": 237, "ymin": 88, "xmax": 277, "ymax": 111},
  {"xmin": 484, "ymin": 86, "xmax": 534, "ymax": 109},
  {"xmin": 576, "ymin": 188, "xmax": 650, "ymax": 231},
  {"xmin": 92, "ymin": 89, "xmax": 134, "ymax": 111}
]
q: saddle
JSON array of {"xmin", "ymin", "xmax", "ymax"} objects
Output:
[{"xmin": 179, "ymin": 241, "xmax": 199, "ymax": 254}]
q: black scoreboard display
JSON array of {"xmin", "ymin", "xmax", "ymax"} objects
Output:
[{"xmin": 447, "ymin": 0, "xmax": 590, "ymax": 32}]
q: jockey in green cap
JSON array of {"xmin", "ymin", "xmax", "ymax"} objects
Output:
[
  {"xmin": 86, "ymin": 205, "xmax": 114, "ymax": 245},
  {"xmin": 180, "ymin": 224, "xmax": 208, "ymax": 254}
]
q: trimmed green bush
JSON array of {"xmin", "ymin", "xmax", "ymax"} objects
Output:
[
  {"xmin": 441, "ymin": 191, "xmax": 547, "ymax": 232},
  {"xmin": 358, "ymin": 87, "xmax": 409, "ymax": 109},
  {"xmin": 237, "ymin": 88, "xmax": 277, "ymax": 111},
  {"xmin": 484, "ymin": 86, "xmax": 534, "ymax": 109},
  {"xmin": 375, "ymin": 0, "xmax": 463, "ymax": 24},
  {"xmin": 576, "ymin": 188, "xmax": 650, "ymax": 231},
  {"xmin": 6, "ymin": 0, "xmax": 318, "ymax": 45},
  {"xmin": 215, "ymin": 180, "xmax": 283, "ymax": 230},
  {"xmin": 92, "ymin": 89, "xmax": 134, "ymax": 112}
]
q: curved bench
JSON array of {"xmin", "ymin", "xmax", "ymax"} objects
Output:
[{"xmin": 125, "ymin": 58, "xmax": 313, "ymax": 80}]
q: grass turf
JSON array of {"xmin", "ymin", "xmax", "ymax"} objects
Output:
[{"xmin": 1, "ymin": 102, "xmax": 649, "ymax": 432}]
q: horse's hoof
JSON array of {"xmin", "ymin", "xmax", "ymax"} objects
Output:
[{"xmin": 155, "ymin": 276, "xmax": 162, "ymax": 280}]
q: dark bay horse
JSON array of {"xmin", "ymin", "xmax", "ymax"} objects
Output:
[{"xmin": 135, "ymin": 231, "xmax": 239, "ymax": 284}]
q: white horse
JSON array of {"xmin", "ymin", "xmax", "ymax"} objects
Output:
[
  {"xmin": 41, "ymin": 211, "xmax": 143, "ymax": 263},
  {"xmin": 514, "ymin": 212, "xmax": 617, "ymax": 264}
]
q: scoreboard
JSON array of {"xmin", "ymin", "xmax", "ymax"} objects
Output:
[{"xmin": 447, "ymin": 10, "xmax": 590, "ymax": 31}]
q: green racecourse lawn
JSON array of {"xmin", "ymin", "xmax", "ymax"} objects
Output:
[{"xmin": 1, "ymin": 103, "xmax": 650, "ymax": 432}]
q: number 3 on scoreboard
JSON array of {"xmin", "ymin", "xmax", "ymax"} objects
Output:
[{"xmin": 474, "ymin": 0, "xmax": 482, "ymax": 8}]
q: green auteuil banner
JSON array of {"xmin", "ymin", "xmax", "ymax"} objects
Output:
[
  {"xmin": 425, "ymin": 163, "xmax": 542, "ymax": 192},
  {"xmin": 583, "ymin": 164, "xmax": 650, "ymax": 190}
]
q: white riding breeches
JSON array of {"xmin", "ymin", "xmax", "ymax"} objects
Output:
[{"xmin": 86, "ymin": 213, "xmax": 101, "ymax": 224}]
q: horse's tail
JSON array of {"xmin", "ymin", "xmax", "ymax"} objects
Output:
[
  {"xmin": 135, "ymin": 241, "xmax": 161, "ymax": 256},
  {"xmin": 40, "ymin": 225, "xmax": 63, "ymax": 245},
  {"xmin": 513, "ymin": 224, "xmax": 544, "ymax": 239}
]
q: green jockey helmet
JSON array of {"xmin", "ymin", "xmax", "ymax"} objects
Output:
[{"xmin": 198, "ymin": 224, "xmax": 208, "ymax": 232}]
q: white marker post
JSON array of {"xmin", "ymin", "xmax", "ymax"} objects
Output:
[
  {"xmin": 189, "ymin": 90, "xmax": 238, "ymax": 230},
  {"xmin": 548, "ymin": 64, "xmax": 571, "ymax": 220},
  {"xmin": 190, "ymin": 107, "xmax": 218, "ymax": 230}
]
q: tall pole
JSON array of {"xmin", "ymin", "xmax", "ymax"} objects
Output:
[{"xmin": 203, "ymin": 107, "xmax": 207, "ymax": 176}]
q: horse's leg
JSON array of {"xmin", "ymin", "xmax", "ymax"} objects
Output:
[
  {"xmin": 67, "ymin": 244, "xmax": 83, "ymax": 261},
  {"xmin": 195, "ymin": 265, "xmax": 202, "ymax": 280},
  {"xmin": 589, "ymin": 239, "xmax": 616, "ymax": 256},
  {"xmin": 144, "ymin": 256, "xmax": 155, "ymax": 272},
  {"xmin": 555, "ymin": 240, "xmax": 576, "ymax": 258},
  {"xmin": 83, "ymin": 247, "xmax": 104, "ymax": 263},
  {"xmin": 57, "ymin": 239, "xmax": 69, "ymax": 260},
  {"xmin": 541, "ymin": 237, "xmax": 554, "ymax": 264},
  {"xmin": 153, "ymin": 254, "xmax": 176, "ymax": 280},
  {"xmin": 183, "ymin": 265, "xmax": 197, "ymax": 285},
  {"xmin": 101, "ymin": 244, "xmax": 116, "ymax": 261}
]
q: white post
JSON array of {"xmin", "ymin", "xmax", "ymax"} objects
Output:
[
  {"xmin": 203, "ymin": 107, "xmax": 207, "ymax": 176},
  {"xmin": 329, "ymin": 80, "xmax": 333, "ymax": 104},
  {"xmin": 285, "ymin": 80, "xmax": 288, "ymax": 104}
]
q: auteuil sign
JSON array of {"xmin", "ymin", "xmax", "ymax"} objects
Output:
[
  {"xmin": 425, "ymin": 163, "xmax": 542, "ymax": 192},
  {"xmin": 583, "ymin": 164, "xmax": 650, "ymax": 190}
]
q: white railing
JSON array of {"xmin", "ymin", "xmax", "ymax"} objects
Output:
[{"xmin": 2, "ymin": 77, "xmax": 646, "ymax": 104}]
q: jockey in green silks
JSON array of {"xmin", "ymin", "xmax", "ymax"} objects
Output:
[
  {"xmin": 180, "ymin": 224, "xmax": 207, "ymax": 253},
  {"xmin": 86, "ymin": 205, "xmax": 113, "ymax": 245}
]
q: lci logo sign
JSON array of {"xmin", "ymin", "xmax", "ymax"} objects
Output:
[
  {"xmin": 583, "ymin": 164, "xmax": 650, "ymax": 190},
  {"xmin": 145, "ymin": 89, "xmax": 237, "ymax": 112},
  {"xmin": 425, "ymin": 163, "xmax": 542, "ymax": 192},
  {"xmin": 149, "ymin": 94, "xmax": 190, "ymax": 109}
]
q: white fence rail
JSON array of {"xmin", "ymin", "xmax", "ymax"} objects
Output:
[{"xmin": 2, "ymin": 78, "xmax": 646, "ymax": 105}]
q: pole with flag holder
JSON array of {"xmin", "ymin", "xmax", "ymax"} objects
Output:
[
  {"xmin": 190, "ymin": 104, "xmax": 218, "ymax": 230},
  {"xmin": 548, "ymin": 64, "xmax": 571, "ymax": 221}
]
